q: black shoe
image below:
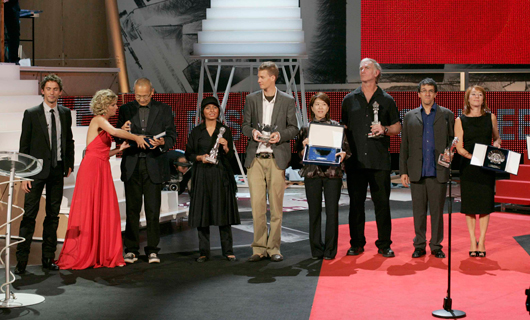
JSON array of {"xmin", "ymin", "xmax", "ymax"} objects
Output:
[
  {"xmin": 432, "ymin": 249, "xmax": 446, "ymax": 258},
  {"xmin": 323, "ymin": 256, "xmax": 335, "ymax": 260},
  {"xmin": 378, "ymin": 248, "xmax": 395, "ymax": 258},
  {"xmin": 225, "ymin": 256, "xmax": 237, "ymax": 261},
  {"xmin": 311, "ymin": 256, "xmax": 323, "ymax": 260},
  {"xmin": 412, "ymin": 248, "xmax": 427, "ymax": 258},
  {"xmin": 196, "ymin": 256, "xmax": 209, "ymax": 263},
  {"xmin": 14, "ymin": 261, "xmax": 27, "ymax": 275},
  {"xmin": 42, "ymin": 258, "xmax": 59, "ymax": 270},
  {"xmin": 270, "ymin": 254, "xmax": 284, "ymax": 262},
  {"xmin": 247, "ymin": 254, "xmax": 265, "ymax": 262},
  {"xmin": 346, "ymin": 247, "xmax": 364, "ymax": 256}
]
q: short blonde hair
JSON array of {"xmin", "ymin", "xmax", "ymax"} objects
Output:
[{"xmin": 90, "ymin": 89, "xmax": 118, "ymax": 115}]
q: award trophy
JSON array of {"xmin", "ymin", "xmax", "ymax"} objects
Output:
[
  {"xmin": 204, "ymin": 127, "xmax": 226, "ymax": 164},
  {"xmin": 257, "ymin": 123, "xmax": 277, "ymax": 143},
  {"xmin": 438, "ymin": 137, "xmax": 459, "ymax": 168},
  {"xmin": 367, "ymin": 101, "xmax": 383, "ymax": 139}
]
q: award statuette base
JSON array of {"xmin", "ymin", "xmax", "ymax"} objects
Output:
[
  {"xmin": 204, "ymin": 156, "xmax": 219, "ymax": 165},
  {"xmin": 367, "ymin": 132, "xmax": 384, "ymax": 139},
  {"xmin": 438, "ymin": 154, "xmax": 450, "ymax": 168}
]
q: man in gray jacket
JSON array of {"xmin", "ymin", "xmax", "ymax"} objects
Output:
[
  {"xmin": 400, "ymin": 78, "xmax": 454, "ymax": 259},
  {"xmin": 242, "ymin": 61, "xmax": 298, "ymax": 262}
]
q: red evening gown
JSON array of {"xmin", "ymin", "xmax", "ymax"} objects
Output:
[{"xmin": 57, "ymin": 130, "xmax": 125, "ymax": 269}]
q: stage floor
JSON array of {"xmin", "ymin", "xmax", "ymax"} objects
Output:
[{"xmin": 2, "ymin": 185, "xmax": 530, "ymax": 319}]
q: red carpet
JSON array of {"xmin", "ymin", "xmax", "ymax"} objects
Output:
[{"xmin": 310, "ymin": 212, "xmax": 530, "ymax": 319}]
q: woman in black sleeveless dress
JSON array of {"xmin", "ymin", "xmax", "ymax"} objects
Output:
[{"xmin": 454, "ymin": 86, "xmax": 501, "ymax": 257}]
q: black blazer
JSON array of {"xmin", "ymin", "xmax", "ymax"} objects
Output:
[
  {"xmin": 116, "ymin": 99, "xmax": 177, "ymax": 183},
  {"xmin": 399, "ymin": 105, "xmax": 455, "ymax": 183},
  {"xmin": 19, "ymin": 103, "xmax": 75, "ymax": 179}
]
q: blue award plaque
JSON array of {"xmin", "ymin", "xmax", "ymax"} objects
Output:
[{"xmin": 302, "ymin": 123, "xmax": 344, "ymax": 167}]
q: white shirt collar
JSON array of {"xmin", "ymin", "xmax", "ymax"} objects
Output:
[
  {"xmin": 43, "ymin": 100, "xmax": 57, "ymax": 113},
  {"xmin": 262, "ymin": 87, "xmax": 278, "ymax": 103}
]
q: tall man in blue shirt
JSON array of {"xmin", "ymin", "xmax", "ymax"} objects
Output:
[{"xmin": 400, "ymin": 78, "xmax": 454, "ymax": 258}]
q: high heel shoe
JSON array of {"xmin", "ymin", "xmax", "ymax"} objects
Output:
[
  {"xmin": 477, "ymin": 251, "xmax": 486, "ymax": 257},
  {"xmin": 469, "ymin": 251, "xmax": 478, "ymax": 257}
]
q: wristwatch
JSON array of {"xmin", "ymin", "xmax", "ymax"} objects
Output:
[{"xmin": 384, "ymin": 126, "xmax": 389, "ymax": 135}]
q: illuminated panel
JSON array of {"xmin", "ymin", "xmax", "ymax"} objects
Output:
[
  {"xmin": 361, "ymin": 0, "xmax": 530, "ymax": 64},
  {"xmin": 60, "ymin": 91, "xmax": 530, "ymax": 156}
]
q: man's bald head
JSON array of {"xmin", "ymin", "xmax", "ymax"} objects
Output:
[{"xmin": 133, "ymin": 78, "xmax": 154, "ymax": 106}]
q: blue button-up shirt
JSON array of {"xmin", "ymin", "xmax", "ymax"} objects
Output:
[{"xmin": 421, "ymin": 103, "xmax": 437, "ymax": 177}]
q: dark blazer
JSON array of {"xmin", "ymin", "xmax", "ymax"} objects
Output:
[
  {"xmin": 19, "ymin": 103, "xmax": 75, "ymax": 179},
  {"xmin": 399, "ymin": 105, "xmax": 455, "ymax": 183},
  {"xmin": 117, "ymin": 99, "xmax": 177, "ymax": 184},
  {"xmin": 241, "ymin": 89, "xmax": 299, "ymax": 169}
]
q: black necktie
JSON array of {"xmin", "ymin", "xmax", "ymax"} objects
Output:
[{"xmin": 50, "ymin": 109, "xmax": 57, "ymax": 168}]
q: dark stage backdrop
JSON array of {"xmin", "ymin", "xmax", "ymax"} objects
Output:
[
  {"xmin": 361, "ymin": 0, "xmax": 530, "ymax": 64},
  {"xmin": 59, "ymin": 92, "xmax": 530, "ymax": 155}
]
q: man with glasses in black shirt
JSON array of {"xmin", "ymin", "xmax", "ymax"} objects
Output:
[{"xmin": 341, "ymin": 58, "xmax": 401, "ymax": 258}]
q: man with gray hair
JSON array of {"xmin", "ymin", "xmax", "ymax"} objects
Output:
[
  {"xmin": 117, "ymin": 78, "xmax": 177, "ymax": 264},
  {"xmin": 341, "ymin": 58, "xmax": 401, "ymax": 258}
]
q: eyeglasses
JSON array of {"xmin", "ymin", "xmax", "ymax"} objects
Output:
[
  {"xmin": 420, "ymin": 90, "xmax": 435, "ymax": 94},
  {"xmin": 135, "ymin": 93, "xmax": 152, "ymax": 100}
]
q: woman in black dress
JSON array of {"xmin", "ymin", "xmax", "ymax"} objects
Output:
[
  {"xmin": 185, "ymin": 97, "xmax": 240, "ymax": 262},
  {"xmin": 455, "ymin": 85, "xmax": 501, "ymax": 257},
  {"xmin": 297, "ymin": 92, "xmax": 349, "ymax": 260}
]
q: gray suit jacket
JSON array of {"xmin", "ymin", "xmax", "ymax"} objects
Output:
[
  {"xmin": 399, "ymin": 105, "xmax": 455, "ymax": 183},
  {"xmin": 242, "ymin": 89, "xmax": 298, "ymax": 169}
]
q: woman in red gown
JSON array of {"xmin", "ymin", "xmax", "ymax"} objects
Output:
[{"xmin": 57, "ymin": 89, "xmax": 148, "ymax": 269}]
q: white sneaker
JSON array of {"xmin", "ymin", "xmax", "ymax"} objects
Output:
[
  {"xmin": 124, "ymin": 252, "xmax": 138, "ymax": 264},
  {"xmin": 148, "ymin": 253, "xmax": 160, "ymax": 264}
]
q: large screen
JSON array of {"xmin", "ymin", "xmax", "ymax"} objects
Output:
[{"xmin": 361, "ymin": 0, "xmax": 530, "ymax": 64}]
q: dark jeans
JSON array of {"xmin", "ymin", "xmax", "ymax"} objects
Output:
[
  {"xmin": 304, "ymin": 177, "xmax": 342, "ymax": 259},
  {"xmin": 197, "ymin": 225, "xmax": 234, "ymax": 258},
  {"xmin": 346, "ymin": 167, "xmax": 392, "ymax": 250},
  {"xmin": 4, "ymin": 1, "xmax": 20, "ymax": 63},
  {"xmin": 17, "ymin": 162, "xmax": 64, "ymax": 261},
  {"xmin": 124, "ymin": 158, "xmax": 162, "ymax": 256}
]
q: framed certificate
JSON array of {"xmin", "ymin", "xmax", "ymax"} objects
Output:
[
  {"xmin": 302, "ymin": 123, "xmax": 344, "ymax": 167},
  {"xmin": 470, "ymin": 143, "xmax": 521, "ymax": 175}
]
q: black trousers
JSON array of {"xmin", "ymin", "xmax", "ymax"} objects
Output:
[
  {"xmin": 17, "ymin": 162, "xmax": 64, "ymax": 261},
  {"xmin": 304, "ymin": 177, "xmax": 342, "ymax": 259},
  {"xmin": 346, "ymin": 167, "xmax": 392, "ymax": 250},
  {"xmin": 124, "ymin": 158, "xmax": 162, "ymax": 256},
  {"xmin": 197, "ymin": 225, "xmax": 234, "ymax": 257},
  {"xmin": 4, "ymin": 1, "xmax": 20, "ymax": 63}
]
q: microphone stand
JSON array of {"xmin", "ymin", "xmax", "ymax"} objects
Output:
[{"xmin": 433, "ymin": 154, "xmax": 465, "ymax": 318}]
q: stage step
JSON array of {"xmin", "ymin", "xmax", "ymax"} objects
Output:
[
  {"xmin": 0, "ymin": 79, "xmax": 39, "ymax": 96},
  {"xmin": 0, "ymin": 95, "xmax": 43, "ymax": 113},
  {"xmin": 495, "ymin": 179, "xmax": 530, "ymax": 200},
  {"xmin": 511, "ymin": 164, "xmax": 530, "ymax": 181},
  {"xmin": 0, "ymin": 64, "xmax": 20, "ymax": 80}
]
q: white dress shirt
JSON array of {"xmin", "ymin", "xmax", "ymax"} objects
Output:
[
  {"xmin": 256, "ymin": 88, "xmax": 277, "ymax": 154},
  {"xmin": 43, "ymin": 101, "xmax": 62, "ymax": 161}
]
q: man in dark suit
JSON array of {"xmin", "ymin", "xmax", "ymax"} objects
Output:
[
  {"xmin": 16, "ymin": 74, "xmax": 75, "ymax": 274},
  {"xmin": 117, "ymin": 78, "xmax": 177, "ymax": 264},
  {"xmin": 400, "ymin": 78, "xmax": 454, "ymax": 258},
  {"xmin": 242, "ymin": 61, "xmax": 298, "ymax": 262}
]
